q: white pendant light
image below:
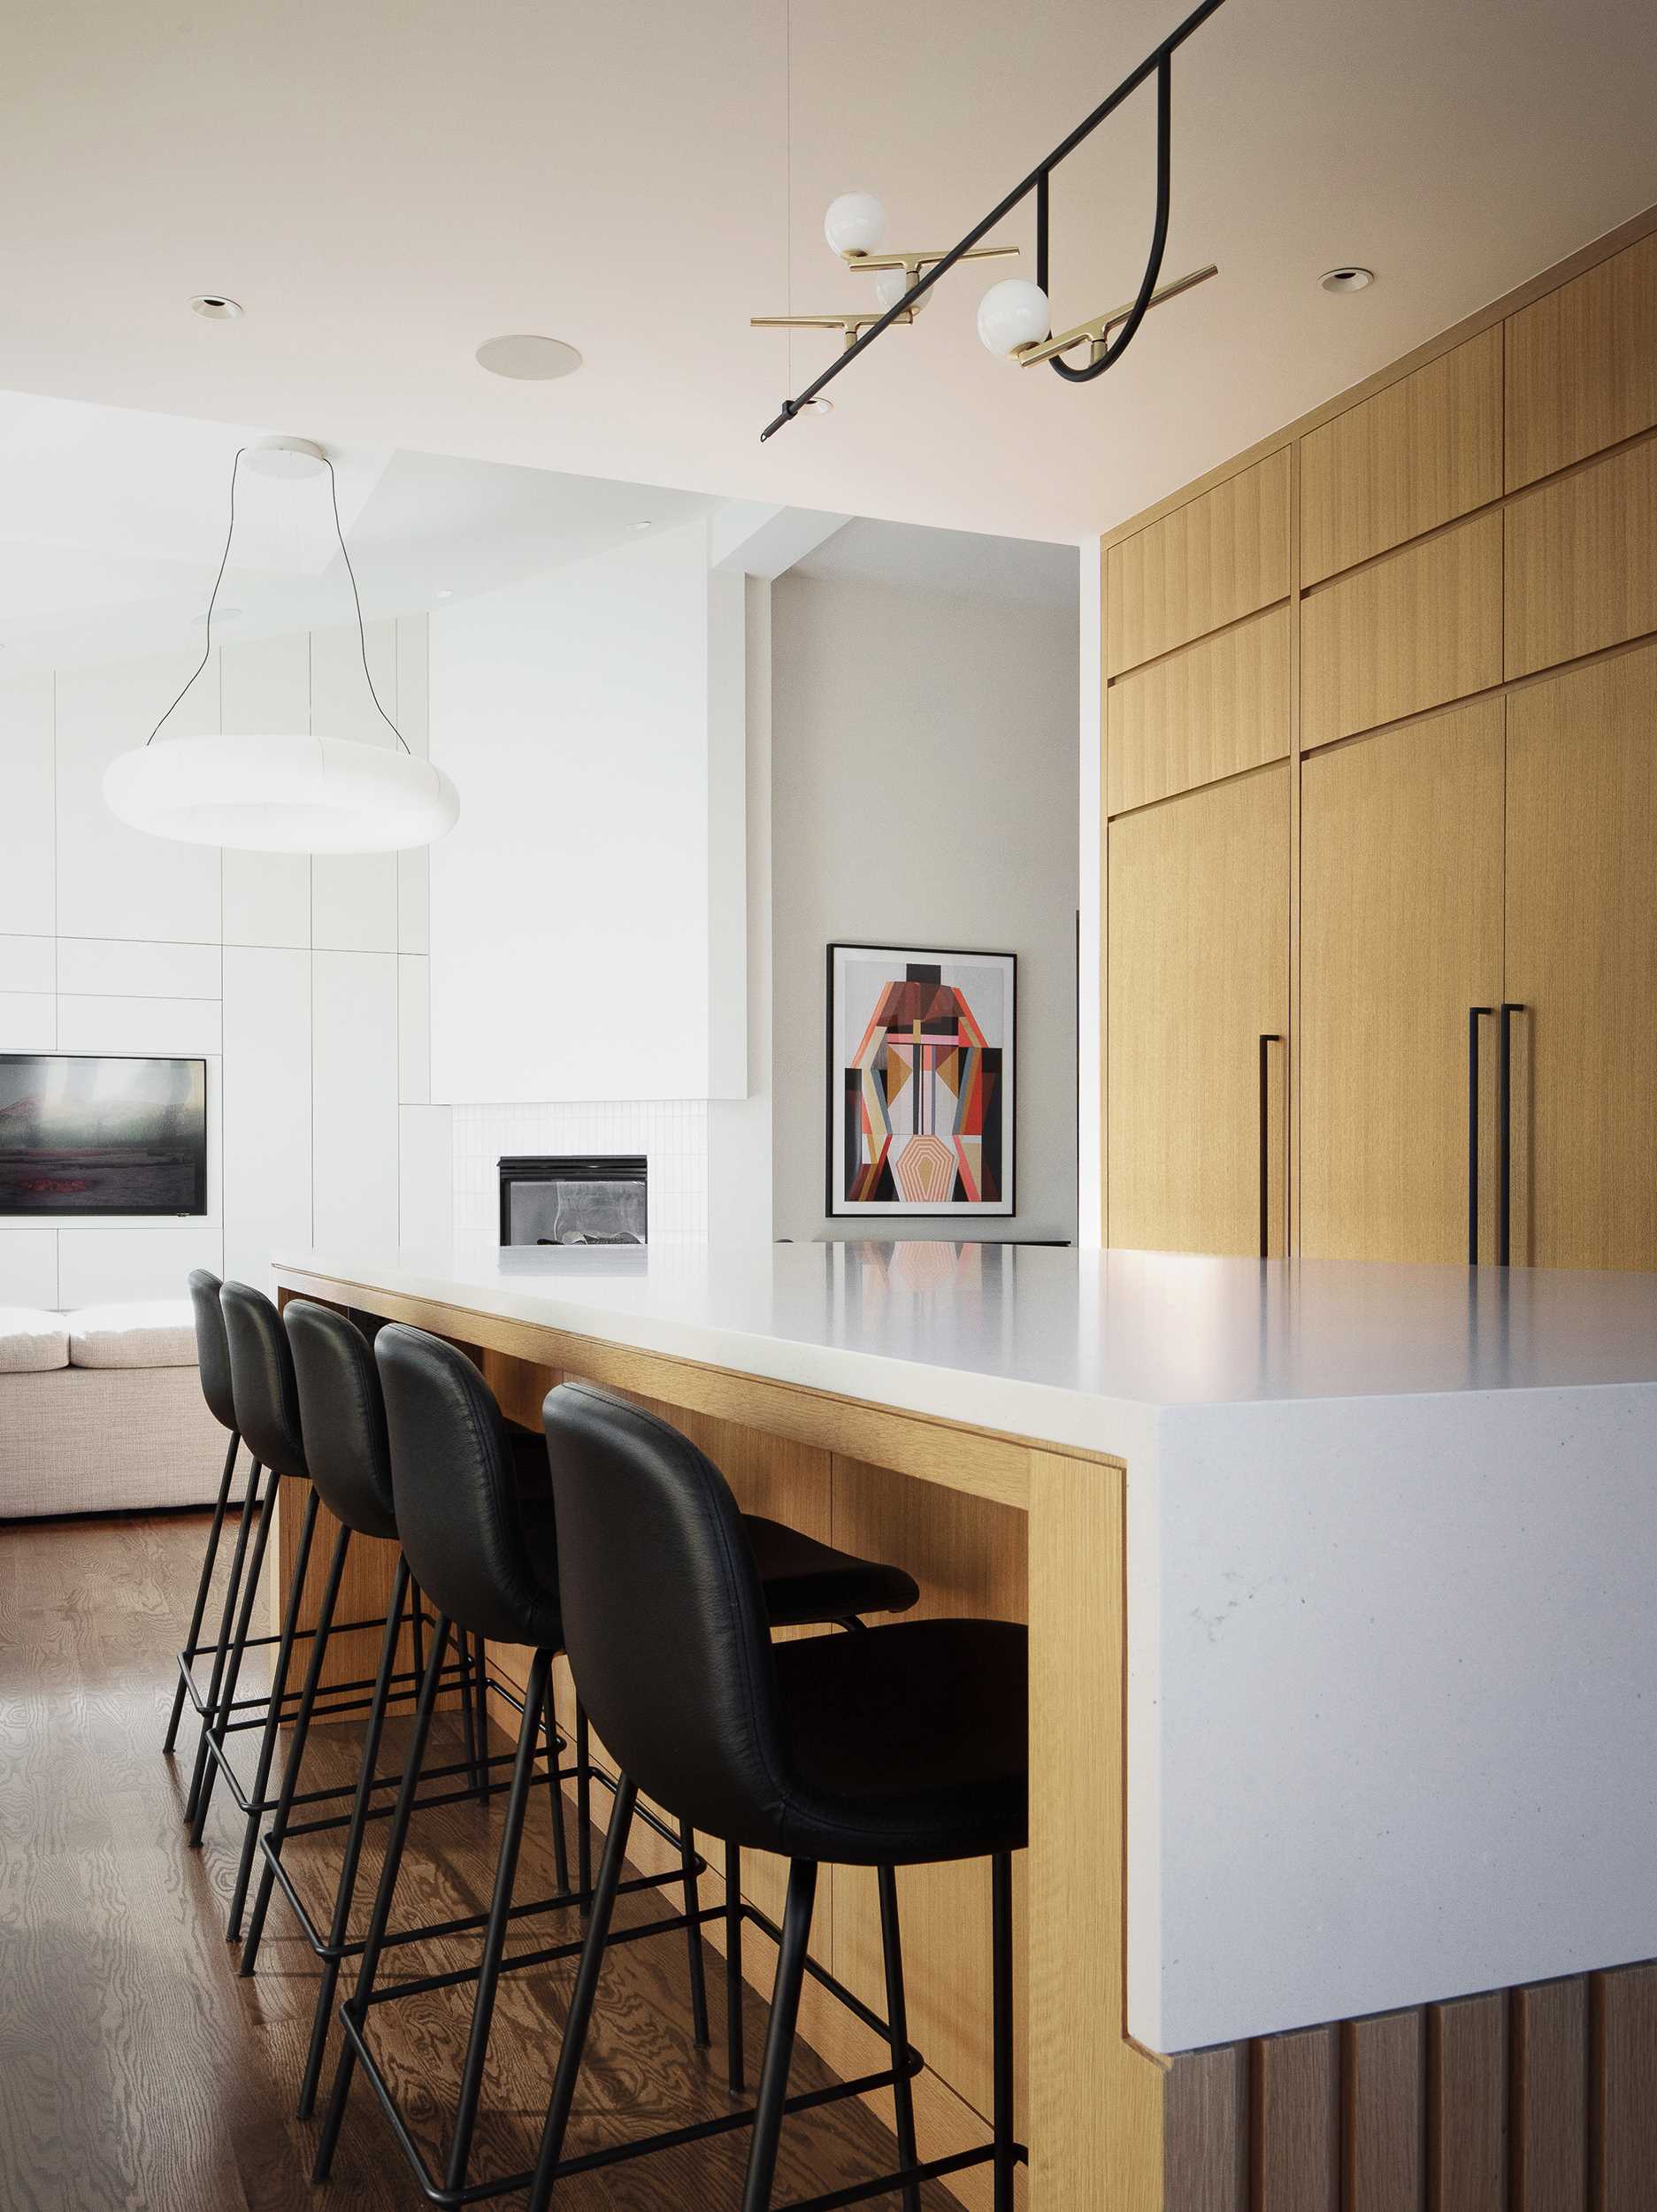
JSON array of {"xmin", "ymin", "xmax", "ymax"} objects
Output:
[{"xmin": 104, "ymin": 437, "xmax": 459, "ymax": 854}]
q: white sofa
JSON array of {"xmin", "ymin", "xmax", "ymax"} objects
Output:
[{"xmin": 0, "ymin": 1299, "xmax": 229, "ymax": 1519}]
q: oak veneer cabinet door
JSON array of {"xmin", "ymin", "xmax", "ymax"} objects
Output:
[
  {"xmin": 1505, "ymin": 641, "xmax": 1657, "ymax": 1270},
  {"xmin": 1107, "ymin": 763, "xmax": 1289, "ymax": 1256},
  {"xmin": 1300, "ymin": 701, "xmax": 1505, "ymax": 1263}
]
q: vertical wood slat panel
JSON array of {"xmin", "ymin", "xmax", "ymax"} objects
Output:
[
  {"xmin": 1511, "ymin": 1978, "xmax": 1588, "ymax": 2212},
  {"xmin": 1345, "ymin": 2011, "xmax": 1425, "ymax": 2212},
  {"xmin": 1502, "ymin": 434, "xmax": 1657, "ymax": 678},
  {"xmin": 1163, "ymin": 2044, "xmax": 1248, "ymax": 2211},
  {"xmin": 1426, "ymin": 1992, "xmax": 1507, "ymax": 2211},
  {"xmin": 1299, "ymin": 326, "xmax": 1503, "ymax": 586},
  {"xmin": 1592, "ymin": 1963, "xmax": 1657, "ymax": 2211},
  {"xmin": 1105, "ymin": 601, "xmax": 1291, "ymax": 816},
  {"xmin": 1505, "ymin": 230, "xmax": 1657, "ymax": 489},
  {"xmin": 1299, "ymin": 509, "xmax": 1504, "ymax": 749},
  {"xmin": 1105, "ymin": 446, "xmax": 1292, "ymax": 675},
  {"xmin": 1255, "ymin": 2026, "xmax": 1340, "ymax": 2212}
]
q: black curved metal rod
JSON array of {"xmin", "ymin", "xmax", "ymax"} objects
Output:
[
  {"xmin": 757, "ymin": 0, "xmax": 1229, "ymax": 439},
  {"xmin": 1047, "ymin": 55, "xmax": 1172, "ymax": 383}
]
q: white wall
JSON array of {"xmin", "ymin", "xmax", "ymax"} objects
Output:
[
  {"xmin": 427, "ymin": 521, "xmax": 747, "ymax": 1106},
  {"xmin": 0, "ymin": 617, "xmax": 449, "ymax": 1307},
  {"xmin": 770, "ymin": 570, "xmax": 1079, "ymax": 1244}
]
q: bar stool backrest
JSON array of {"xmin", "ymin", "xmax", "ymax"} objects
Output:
[
  {"xmin": 375, "ymin": 1323, "xmax": 561, "ymax": 1648},
  {"xmin": 219, "ymin": 1281, "xmax": 309, "ymax": 1481},
  {"xmin": 188, "ymin": 1267, "xmax": 237, "ymax": 1432},
  {"xmin": 284, "ymin": 1301, "xmax": 399, "ymax": 1542},
  {"xmin": 541, "ymin": 1379, "xmax": 787, "ymax": 1848}
]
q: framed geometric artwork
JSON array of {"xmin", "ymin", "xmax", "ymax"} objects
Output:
[{"xmin": 826, "ymin": 942, "xmax": 1016, "ymax": 1218}]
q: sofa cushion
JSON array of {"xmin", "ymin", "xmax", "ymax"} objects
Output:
[
  {"xmin": 67, "ymin": 1299, "xmax": 198, "ymax": 1371},
  {"xmin": 0, "ymin": 1306, "xmax": 70, "ymax": 1373}
]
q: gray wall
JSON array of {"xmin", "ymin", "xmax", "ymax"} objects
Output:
[{"xmin": 771, "ymin": 569, "xmax": 1079, "ymax": 1244}]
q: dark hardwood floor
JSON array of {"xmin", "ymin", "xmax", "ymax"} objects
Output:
[{"xmin": 0, "ymin": 1509, "xmax": 963, "ymax": 2211}]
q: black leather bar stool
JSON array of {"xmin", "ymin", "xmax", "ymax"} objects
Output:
[
  {"xmin": 166, "ymin": 1269, "xmax": 251, "ymax": 1787},
  {"xmin": 528, "ymin": 1381, "xmax": 1027, "ymax": 2212},
  {"xmin": 313, "ymin": 1322, "xmax": 923, "ymax": 2207},
  {"xmin": 192, "ymin": 1284, "xmax": 491, "ymax": 1943},
  {"xmin": 239, "ymin": 1298, "xmax": 564, "ymax": 2120}
]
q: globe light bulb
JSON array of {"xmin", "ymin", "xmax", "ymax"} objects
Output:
[
  {"xmin": 873, "ymin": 264, "xmax": 931, "ymax": 318},
  {"xmin": 977, "ymin": 279, "xmax": 1050, "ymax": 357},
  {"xmin": 824, "ymin": 192, "xmax": 886, "ymax": 257}
]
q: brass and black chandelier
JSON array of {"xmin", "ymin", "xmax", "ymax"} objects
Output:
[{"xmin": 751, "ymin": 0, "xmax": 1229, "ymax": 439}]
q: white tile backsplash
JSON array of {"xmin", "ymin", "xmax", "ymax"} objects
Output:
[{"xmin": 453, "ymin": 1099, "xmax": 710, "ymax": 1247}]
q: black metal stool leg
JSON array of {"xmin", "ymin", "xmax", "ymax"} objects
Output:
[
  {"xmin": 680, "ymin": 1820, "xmax": 710, "ymax": 2047},
  {"xmin": 525, "ymin": 1776, "xmax": 639, "ymax": 2211},
  {"xmin": 456, "ymin": 1623, "xmax": 480, "ymax": 1795},
  {"xmin": 312, "ymin": 1608, "xmax": 451, "ymax": 2181},
  {"xmin": 541, "ymin": 1671, "xmax": 571, "ymax": 1897},
  {"xmin": 472, "ymin": 1630, "xmax": 493, "ymax": 1801},
  {"xmin": 878, "ymin": 1865, "xmax": 923, "ymax": 2212},
  {"xmin": 239, "ymin": 1518, "xmax": 351, "ymax": 1973},
  {"xmin": 443, "ymin": 1645, "xmax": 553, "ymax": 2195},
  {"xmin": 575, "ymin": 1701, "xmax": 593, "ymax": 1909},
  {"xmin": 296, "ymin": 1555, "xmax": 411, "ymax": 2121},
  {"xmin": 725, "ymin": 1839, "xmax": 746, "ymax": 2092},
  {"xmin": 991, "ymin": 1848, "xmax": 1016, "ymax": 2210},
  {"xmin": 741, "ymin": 1856, "xmax": 819, "ymax": 2212},
  {"xmin": 226, "ymin": 1483, "xmax": 321, "ymax": 1939},
  {"xmin": 189, "ymin": 1464, "xmax": 280, "ymax": 1845},
  {"xmin": 164, "ymin": 1430, "xmax": 240, "ymax": 1753},
  {"xmin": 184, "ymin": 1458, "xmax": 264, "ymax": 1824}
]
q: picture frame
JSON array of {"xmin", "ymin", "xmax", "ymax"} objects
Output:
[{"xmin": 825, "ymin": 941, "xmax": 1016, "ymax": 1219}]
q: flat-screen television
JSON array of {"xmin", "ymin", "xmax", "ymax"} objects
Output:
[{"xmin": 0, "ymin": 1054, "xmax": 208, "ymax": 1217}]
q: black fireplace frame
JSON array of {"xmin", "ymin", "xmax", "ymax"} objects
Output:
[{"xmin": 497, "ymin": 1155, "xmax": 648, "ymax": 1248}]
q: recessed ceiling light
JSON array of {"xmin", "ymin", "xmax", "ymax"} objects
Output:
[
  {"xmin": 1320, "ymin": 266, "xmax": 1375, "ymax": 295},
  {"xmin": 191, "ymin": 294, "xmax": 244, "ymax": 320},
  {"xmin": 475, "ymin": 334, "xmax": 583, "ymax": 381},
  {"xmin": 433, "ymin": 587, "xmax": 455, "ymax": 600},
  {"xmin": 191, "ymin": 607, "xmax": 242, "ymax": 626},
  {"xmin": 630, "ymin": 519, "xmax": 654, "ymax": 533},
  {"xmin": 802, "ymin": 396, "xmax": 835, "ymax": 416}
]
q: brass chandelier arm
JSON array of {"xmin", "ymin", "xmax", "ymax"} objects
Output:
[
  {"xmin": 1015, "ymin": 262, "xmax": 1218, "ymax": 370},
  {"xmin": 839, "ymin": 244, "xmax": 1019, "ymax": 277},
  {"xmin": 750, "ymin": 310, "xmax": 915, "ymax": 350},
  {"xmin": 756, "ymin": 0, "xmax": 1230, "ymax": 438}
]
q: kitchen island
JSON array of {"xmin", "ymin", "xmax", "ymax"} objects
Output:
[{"xmin": 272, "ymin": 1240, "xmax": 1657, "ymax": 2210}]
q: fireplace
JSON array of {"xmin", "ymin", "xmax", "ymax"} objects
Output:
[{"xmin": 498, "ymin": 1155, "xmax": 648, "ymax": 1247}]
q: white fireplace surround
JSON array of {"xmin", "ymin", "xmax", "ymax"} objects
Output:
[{"xmin": 453, "ymin": 1102, "xmax": 709, "ymax": 1248}]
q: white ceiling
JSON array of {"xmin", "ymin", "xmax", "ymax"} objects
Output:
[
  {"xmin": 0, "ymin": 392, "xmax": 717, "ymax": 670},
  {"xmin": 795, "ymin": 519, "xmax": 1078, "ymax": 611},
  {"xmin": 1, "ymin": 1, "xmax": 1653, "ymax": 548}
]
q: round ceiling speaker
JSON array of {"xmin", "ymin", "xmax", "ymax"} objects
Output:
[
  {"xmin": 475, "ymin": 334, "xmax": 584, "ymax": 380},
  {"xmin": 103, "ymin": 733, "xmax": 460, "ymax": 854}
]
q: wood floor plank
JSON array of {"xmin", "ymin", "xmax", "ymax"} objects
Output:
[
  {"xmin": 1592, "ymin": 1963, "xmax": 1657, "ymax": 2212},
  {"xmin": 1344, "ymin": 2010, "xmax": 1425, "ymax": 2212},
  {"xmin": 1426, "ymin": 1991, "xmax": 1507, "ymax": 2212}
]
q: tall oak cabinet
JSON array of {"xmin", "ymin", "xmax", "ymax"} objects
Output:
[{"xmin": 1102, "ymin": 220, "xmax": 1657, "ymax": 1272}]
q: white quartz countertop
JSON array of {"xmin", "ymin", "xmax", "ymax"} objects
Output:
[
  {"xmin": 273, "ymin": 1239, "xmax": 1657, "ymax": 1455},
  {"xmin": 274, "ymin": 1238, "xmax": 1657, "ymax": 2053}
]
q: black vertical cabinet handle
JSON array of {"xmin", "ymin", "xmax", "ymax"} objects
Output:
[
  {"xmin": 1468, "ymin": 1007, "xmax": 1493, "ymax": 1264},
  {"xmin": 1258, "ymin": 1033, "xmax": 1282, "ymax": 1259},
  {"xmin": 1498, "ymin": 1002, "xmax": 1525, "ymax": 1267}
]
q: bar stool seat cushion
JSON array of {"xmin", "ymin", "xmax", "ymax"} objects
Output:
[
  {"xmin": 770, "ymin": 1617, "xmax": 1028, "ymax": 1867},
  {"xmin": 740, "ymin": 1515, "xmax": 919, "ymax": 1627},
  {"xmin": 0, "ymin": 1305, "xmax": 70, "ymax": 1373},
  {"xmin": 67, "ymin": 1298, "xmax": 197, "ymax": 1369}
]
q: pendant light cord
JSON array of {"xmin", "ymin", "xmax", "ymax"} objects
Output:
[
  {"xmin": 145, "ymin": 446, "xmax": 246, "ymax": 745},
  {"xmin": 324, "ymin": 453, "xmax": 410, "ymax": 753},
  {"xmin": 147, "ymin": 443, "xmax": 410, "ymax": 753}
]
